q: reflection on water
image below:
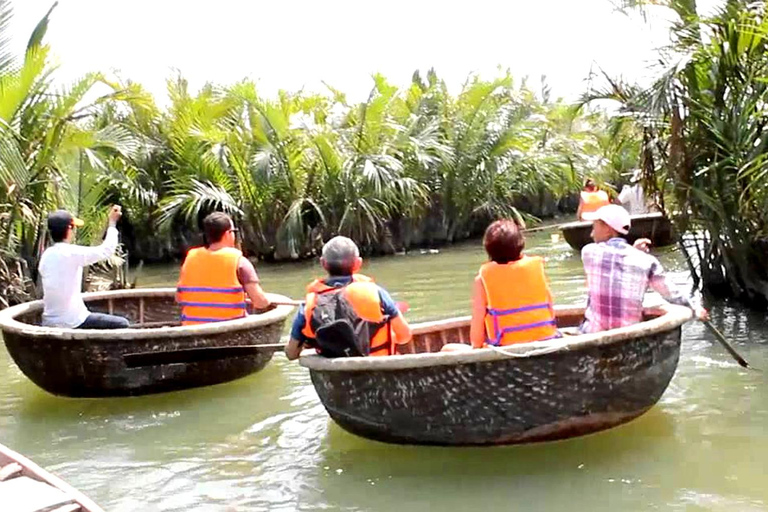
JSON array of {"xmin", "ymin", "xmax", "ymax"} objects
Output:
[{"xmin": 1, "ymin": 232, "xmax": 767, "ymax": 511}]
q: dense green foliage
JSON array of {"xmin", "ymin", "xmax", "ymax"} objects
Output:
[
  {"xmin": 0, "ymin": 2, "xmax": 636, "ymax": 295},
  {"xmin": 111, "ymin": 73, "xmax": 632, "ymax": 262},
  {"xmin": 590, "ymin": 0, "xmax": 768, "ymax": 305}
]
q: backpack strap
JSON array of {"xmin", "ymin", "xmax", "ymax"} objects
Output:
[
  {"xmin": 367, "ymin": 316, "xmax": 393, "ymax": 355},
  {"xmin": 301, "ymin": 284, "xmax": 349, "ymax": 339}
]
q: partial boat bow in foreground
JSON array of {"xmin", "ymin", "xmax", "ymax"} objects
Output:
[{"xmin": 0, "ymin": 442, "xmax": 103, "ymax": 512}]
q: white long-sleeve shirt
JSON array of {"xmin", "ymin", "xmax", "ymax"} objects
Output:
[
  {"xmin": 39, "ymin": 226, "xmax": 119, "ymax": 328},
  {"xmin": 618, "ymin": 184, "xmax": 649, "ymax": 215}
]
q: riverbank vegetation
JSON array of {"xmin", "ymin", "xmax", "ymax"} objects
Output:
[
  {"xmin": 586, "ymin": 0, "xmax": 768, "ymax": 306},
  {"xmin": 0, "ymin": 0, "xmax": 639, "ymax": 305},
  {"xmin": 4, "ymin": 0, "xmax": 767, "ymax": 310}
]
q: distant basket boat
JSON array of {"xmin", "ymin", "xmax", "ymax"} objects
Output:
[
  {"xmin": 0, "ymin": 289, "xmax": 294, "ymax": 397},
  {"xmin": 0, "ymin": 442, "xmax": 103, "ymax": 512},
  {"xmin": 300, "ymin": 305, "xmax": 692, "ymax": 446},
  {"xmin": 560, "ymin": 212, "xmax": 674, "ymax": 251}
]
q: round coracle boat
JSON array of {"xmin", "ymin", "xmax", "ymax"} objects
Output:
[
  {"xmin": 0, "ymin": 442, "xmax": 103, "ymax": 512},
  {"xmin": 300, "ymin": 304, "xmax": 693, "ymax": 446},
  {"xmin": 561, "ymin": 212, "xmax": 674, "ymax": 251},
  {"xmin": 0, "ymin": 288, "xmax": 294, "ymax": 397}
]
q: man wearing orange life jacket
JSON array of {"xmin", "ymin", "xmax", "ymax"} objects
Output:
[
  {"xmin": 469, "ymin": 219, "xmax": 559, "ymax": 348},
  {"xmin": 285, "ymin": 236, "xmax": 412, "ymax": 360},
  {"xmin": 176, "ymin": 212, "xmax": 270, "ymax": 325},
  {"xmin": 577, "ymin": 178, "xmax": 611, "ymax": 220}
]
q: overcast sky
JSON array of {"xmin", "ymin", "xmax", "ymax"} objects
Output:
[{"xmin": 7, "ymin": 0, "xmax": 719, "ymax": 104}]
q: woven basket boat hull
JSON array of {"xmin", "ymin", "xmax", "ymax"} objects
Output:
[
  {"xmin": 301, "ymin": 305, "xmax": 691, "ymax": 446},
  {"xmin": 0, "ymin": 289, "xmax": 293, "ymax": 397},
  {"xmin": 561, "ymin": 212, "xmax": 674, "ymax": 251}
]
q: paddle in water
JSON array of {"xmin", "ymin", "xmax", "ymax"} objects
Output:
[
  {"xmin": 702, "ymin": 318, "xmax": 758, "ymax": 371},
  {"xmin": 633, "ymin": 239, "xmax": 757, "ymax": 371},
  {"xmin": 682, "ymin": 297, "xmax": 759, "ymax": 371}
]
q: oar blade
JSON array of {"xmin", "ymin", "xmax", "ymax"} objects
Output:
[
  {"xmin": 703, "ymin": 320, "xmax": 760, "ymax": 372},
  {"xmin": 123, "ymin": 344, "xmax": 285, "ymax": 368}
]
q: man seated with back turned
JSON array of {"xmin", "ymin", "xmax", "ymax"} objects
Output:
[
  {"xmin": 580, "ymin": 204, "xmax": 709, "ymax": 333},
  {"xmin": 285, "ymin": 236, "xmax": 412, "ymax": 360},
  {"xmin": 39, "ymin": 205, "xmax": 130, "ymax": 329},
  {"xmin": 176, "ymin": 212, "xmax": 270, "ymax": 325}
]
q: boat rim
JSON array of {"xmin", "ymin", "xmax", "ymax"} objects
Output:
[
  {"xmin": 0, "ymin": 288, "xmax": 295, "ymax": 340},
  {"xmin": 0, "ymin": 442, "xmax": 105, "ymax": 512},
  {"xmin": 299, "ymin": 304, "xmax": 692, "ymax": 371},
  {"xmin": 559, "ymin": 211, "xmax": 666, "ymax": 230}
]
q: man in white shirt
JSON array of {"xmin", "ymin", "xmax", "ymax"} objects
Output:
[
  {"xmin": 38, "ymin": 205, "xmax": 130, "ymax": 329},
  {"xmin": 618, "ymin": 170, "xmax": 650, "ymax": 215}
]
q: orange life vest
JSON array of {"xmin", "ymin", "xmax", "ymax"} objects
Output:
[
  {"xmin": 302, "ymin": 274, "xmax": 393, "ymax": 356},
  {"xmin": 479, "ymin": 256, "xmax": 558, "ymax": 346},
  {"xmin": 177, "ymin": 247, "xmax": 247, "ymax": 326},
  {"xmin": 580, "ymin": 190, "xmax": 610, "ymax": 215}
]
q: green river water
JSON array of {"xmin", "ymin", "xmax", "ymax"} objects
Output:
[{"xmin": 1, "ymin": 231, "xmax": 767, "ymax": 511}]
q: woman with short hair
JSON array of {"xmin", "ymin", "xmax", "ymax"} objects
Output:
[{"xmin": 468, "ymin": 219, "xmax": 559, "ymax": 348}]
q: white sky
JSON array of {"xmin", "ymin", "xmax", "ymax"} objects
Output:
[{"xmin": 7, "ymin": 0, "xmax": 720, "ymax": 104}]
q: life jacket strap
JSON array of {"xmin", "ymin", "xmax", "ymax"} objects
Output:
[
  {"xmin": 486, "ymin": 303, "xmax": 550, "ymax": 316},
  {"xmin": 177, "ymin": 286, "xmax": 245, "ymax": 294},
  {"xmin": 368, "ymin": 318, "xmax": 393, "ymax": 355},
  {"xmin": 180, "ymin": 313, "xmax": 247, "ymax": 323},
  {"xmin": 178, "ymin": 301, "xmax": 248, "ymax": 309},
  {"xmin": 488, "ymin": 302, "xmax": 556, "ymax": 346},
  {"xmin": 486, "ymin": 323, "xmax": 561, "ymax": 346}
]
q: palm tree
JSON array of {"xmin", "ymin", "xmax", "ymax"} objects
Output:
[
  {"xmin": 0, "ymin": 0, "xmax": 150, "ymax": 303},
  {"xmin": 589, "ymin": 0, "xmax": 768, "ymax": 306}
]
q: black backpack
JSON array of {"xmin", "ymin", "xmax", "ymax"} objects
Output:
[{"xmin": 309, "ymin": 287, "xmax": 390, "ymax": 358}]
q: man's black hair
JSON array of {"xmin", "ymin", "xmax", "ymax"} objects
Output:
[{"xmin": 203, "ymin": 212, "xmax": 232, "ymax": 245}]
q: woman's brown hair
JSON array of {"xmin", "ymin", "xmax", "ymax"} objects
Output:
[{"xmin": 483, "ymin": 219, "xmax": 524, "ymax": 264}]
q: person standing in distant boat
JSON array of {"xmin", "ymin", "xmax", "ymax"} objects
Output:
[
  {"xmin": 618, "ymin": 170, "xmax": 651, "ymax": 215},
  {"xmin": 577, "ymin": 178, "xmax": 611, "ymax": 220},
  {"xmin": 39, "ymin": 205, "xmax": 131, "ymax": 329},
  {"xmin": 579, "ymin": 204, "xmax": 709, "ymax": 333},
  {"xmin": 176, "ymin": 212, "xmax": 270, "ymax": 325}
]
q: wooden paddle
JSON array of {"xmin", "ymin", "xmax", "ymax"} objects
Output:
[
  {"xmin": 683, "ymin": 298, "xmax": 758, "ymax": 371},
  {"xmin": 701, "ymin": 320, "xmax": 758, "ymax": 371},
  {"xmin": 522, "ymin": 222, "xmax": 573, "ymax": 234},
  {"xmin": 126, "ymin": 298, "xmax": 411, "ymax": 367},
  {"xmin": 123, "ymin": 343, "xmax": 286, "ymax": 368}
]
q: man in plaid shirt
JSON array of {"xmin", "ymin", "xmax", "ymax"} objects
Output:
[{"xmin": 580, "ymin": 205, "xmax": 709, "ymax": 333}]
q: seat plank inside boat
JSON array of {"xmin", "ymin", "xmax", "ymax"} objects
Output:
[
  {"xmin": 13, "ymin": 295, "xmax": 278, "ymax": 329},
  {"xmin": 49, "ymin": 504, "xmax": 82, "ymax": 512},
  {"xmin": 399, "ymin": 309, "xmax": 665, "ymax": 355}
]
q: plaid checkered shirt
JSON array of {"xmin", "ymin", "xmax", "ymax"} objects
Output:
[{"xmin": 580, "ymin": 237, "xmax": 688, "ymax": 333}]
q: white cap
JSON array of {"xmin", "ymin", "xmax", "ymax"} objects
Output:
[{"xmin": 583, "ymin": 204, "xmax": 631, "ymax": 235}]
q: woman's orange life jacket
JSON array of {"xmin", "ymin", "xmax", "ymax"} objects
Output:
[
  {"xmin": 176, "ymin": 247, "xmax": 247, "ymax": 326},
  {"xmin": 580, "ymin": 190, "xmax": 610, "ymax": 215},
  {"xmin": 302, "ymin": 274, "xmax": 393, "ymax": 356},
  {"xmin": 479, "ymin": 256, "xmax": 558, "ymax": 346}
]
